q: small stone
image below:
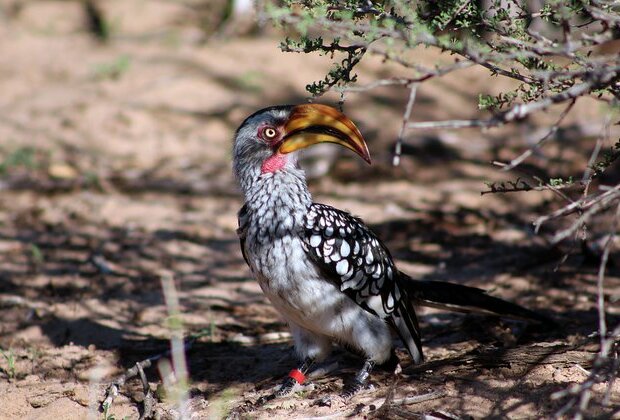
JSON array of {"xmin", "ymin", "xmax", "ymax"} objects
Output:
[
  {"xmin": 17, "ymin": 375, "xmax": 41, "ymax": 387},
  {"xmin": 28, "ymin": 394, "xmax": 54, "ymax": 408},
  {"xmin": 71, "ymin": 385, "xmax": 90, "ymax": 406}
]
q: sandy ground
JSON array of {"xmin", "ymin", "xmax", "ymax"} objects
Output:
[{"xmin": 0, "ymin": 1, "xmax": 619, "ymax": 419}]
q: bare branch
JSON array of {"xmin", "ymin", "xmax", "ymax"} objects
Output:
[
  {"xmin": 500, "ymin": 100, "xmax": 576, "ymax": 172},
  {"xmin": 535, "ymin": 184, "xmax": 620, "ymax": 242},
  {"xmin": 408, "ymin": 79, "xmax": 601, "ymax": 132},
  {"xmin": 393, "ymin": 83, "xmax": 419, "ymax": 167},
  {"xmin": 582, "ymin": 117, "xmax": 612, "ymax": 186}
]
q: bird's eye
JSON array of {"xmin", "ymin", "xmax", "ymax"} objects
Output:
[{"xmin": 262, "ymin": 127, "xmax": 277, "ymax": 140}]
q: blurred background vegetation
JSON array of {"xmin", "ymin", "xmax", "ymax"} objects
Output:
[{"xmin": 0, "ymin": 1, "xmax": 618, "ymax": 419}]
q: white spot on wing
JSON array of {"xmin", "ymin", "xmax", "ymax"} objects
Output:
[
  {"xmin": 340, "ymin": 241, "xmax": 350, "ymax": 257},
  {"xmin": 336, "ymin": 259, "xmax": 349, "ymax": 275},
  {"xmin": 310, "ymin": 235, "xmax": 321, "ymax": 247}
]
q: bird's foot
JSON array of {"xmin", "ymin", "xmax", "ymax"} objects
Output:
[
  {"xmin": 340, "ymin": 359, "xmax": 375, "ymax": 399},
  {"xmin": 254, "ymin": 394, "xmax": 275, "ymax": 407},
  {"xmin": 275, "ymin": 376, "xmax": 298, "ymax": 397},
  {"xmin": 255, "ymin": 358, "xmax": 315, "ymax": 405},
  {"xmin": 340, "ymin": 380, "xmax": 365, "ymax": 399},
  {"xmin": 314, "ymin": 395, "xmax": 333, "ymax": 407},
  {"xmin": 255, "ymin": 377, "xmax": 314, "ymax": 406}
]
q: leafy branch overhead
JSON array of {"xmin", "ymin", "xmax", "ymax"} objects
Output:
[
  {"xmin": 266, "ymin": 0, "xmax": 619, "ymax": 105},
  {"xmin": 280, "ymin": 37, "xmax": 367, "ymax": 94}
]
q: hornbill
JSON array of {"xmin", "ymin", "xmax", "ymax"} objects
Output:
[{"xmin": 233, "ymin": 104, "xmax": 551, "ymax": 398}]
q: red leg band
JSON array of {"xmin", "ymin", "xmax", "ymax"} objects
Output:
[{"xmin": 288, "ymin": 368, "xmax": 306, "ymax": 385}]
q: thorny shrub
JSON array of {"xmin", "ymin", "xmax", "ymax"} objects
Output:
[{"xmin": 261, "ymin": 1, "xmax": 620, "ymax": 418}]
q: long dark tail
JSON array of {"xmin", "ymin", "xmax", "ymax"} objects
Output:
[
  {"xmin": 399, "ymin": 272, "xmax": 554, "ymax": 325},
  {"xmin": 390, "ymin": 298, "xmax": 424, "ymax": 363}
]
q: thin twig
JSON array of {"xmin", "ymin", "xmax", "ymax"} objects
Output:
[
  {"xmin": 393, "ymin": 83, "xmax": 419, "ymax": 166},
  {"xmin": 596, "ymin": 207, "xmax": 617, "ymax": 351},
  {"xmin": 437, "ymin": 0, "xmax": 472, "ymax": 30},
  {"xmin": 500, "ymin": 99, "xmax": 576, "ymax": 172},
  {"xmin": 582, "ymin": 116, "xmax": 612, "ymax": 190},
  {"xmin": 535, "ymin": 184, "xmax": 620, "ymax": 234},
  {"xmin": 408, "ymin": 80, "xmax": 597, "ymax": 131}
]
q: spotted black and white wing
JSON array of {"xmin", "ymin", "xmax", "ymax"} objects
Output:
[{"xmin": 303, "ymin": 203, "xmax": 423, "ymax": 362}]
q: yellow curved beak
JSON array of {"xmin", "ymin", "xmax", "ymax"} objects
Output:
[{"xmin": 278, "ymin": 104, "xmax": 371, "ymax": 164}]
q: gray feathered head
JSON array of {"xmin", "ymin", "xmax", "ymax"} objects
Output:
[{"xmin": 232, "ymin": 104, "xmax": 371, "ymax": 193}]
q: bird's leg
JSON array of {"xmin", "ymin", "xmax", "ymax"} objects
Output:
[
  {"xmin": 254, "ymin": 357, "xmax": 315, "ymax": 407},
  {"xmin": 275, "ymin": 357, "xmax": 315, "ymax": 397},
  {"xmin": 342, "ymin": 359, "xmax": 375, "ymax": 398}
]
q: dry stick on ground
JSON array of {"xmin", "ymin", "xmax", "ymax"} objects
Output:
[
  {"xmin": 102, "ymin": 274, "xmax": 193, "ymax": 420},
  {"xmin": 101, "ymin": 338, "xmax": 198, "ymax": 419},
  {"xmin": 102, "ymin": 355, "xmax": 158, "ymax": 418},
  {"xmin": 371, "ymin": 386, "xmax": 446, "ymax": 419}
]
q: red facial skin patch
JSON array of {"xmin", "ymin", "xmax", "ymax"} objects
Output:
[
  {"xmin": 288, "ymin": 368, "xmax": 306, "ymax": 384},
  {"xmin": 261, "ymin": 153, "xmax": 287, "ymax": 174}
]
